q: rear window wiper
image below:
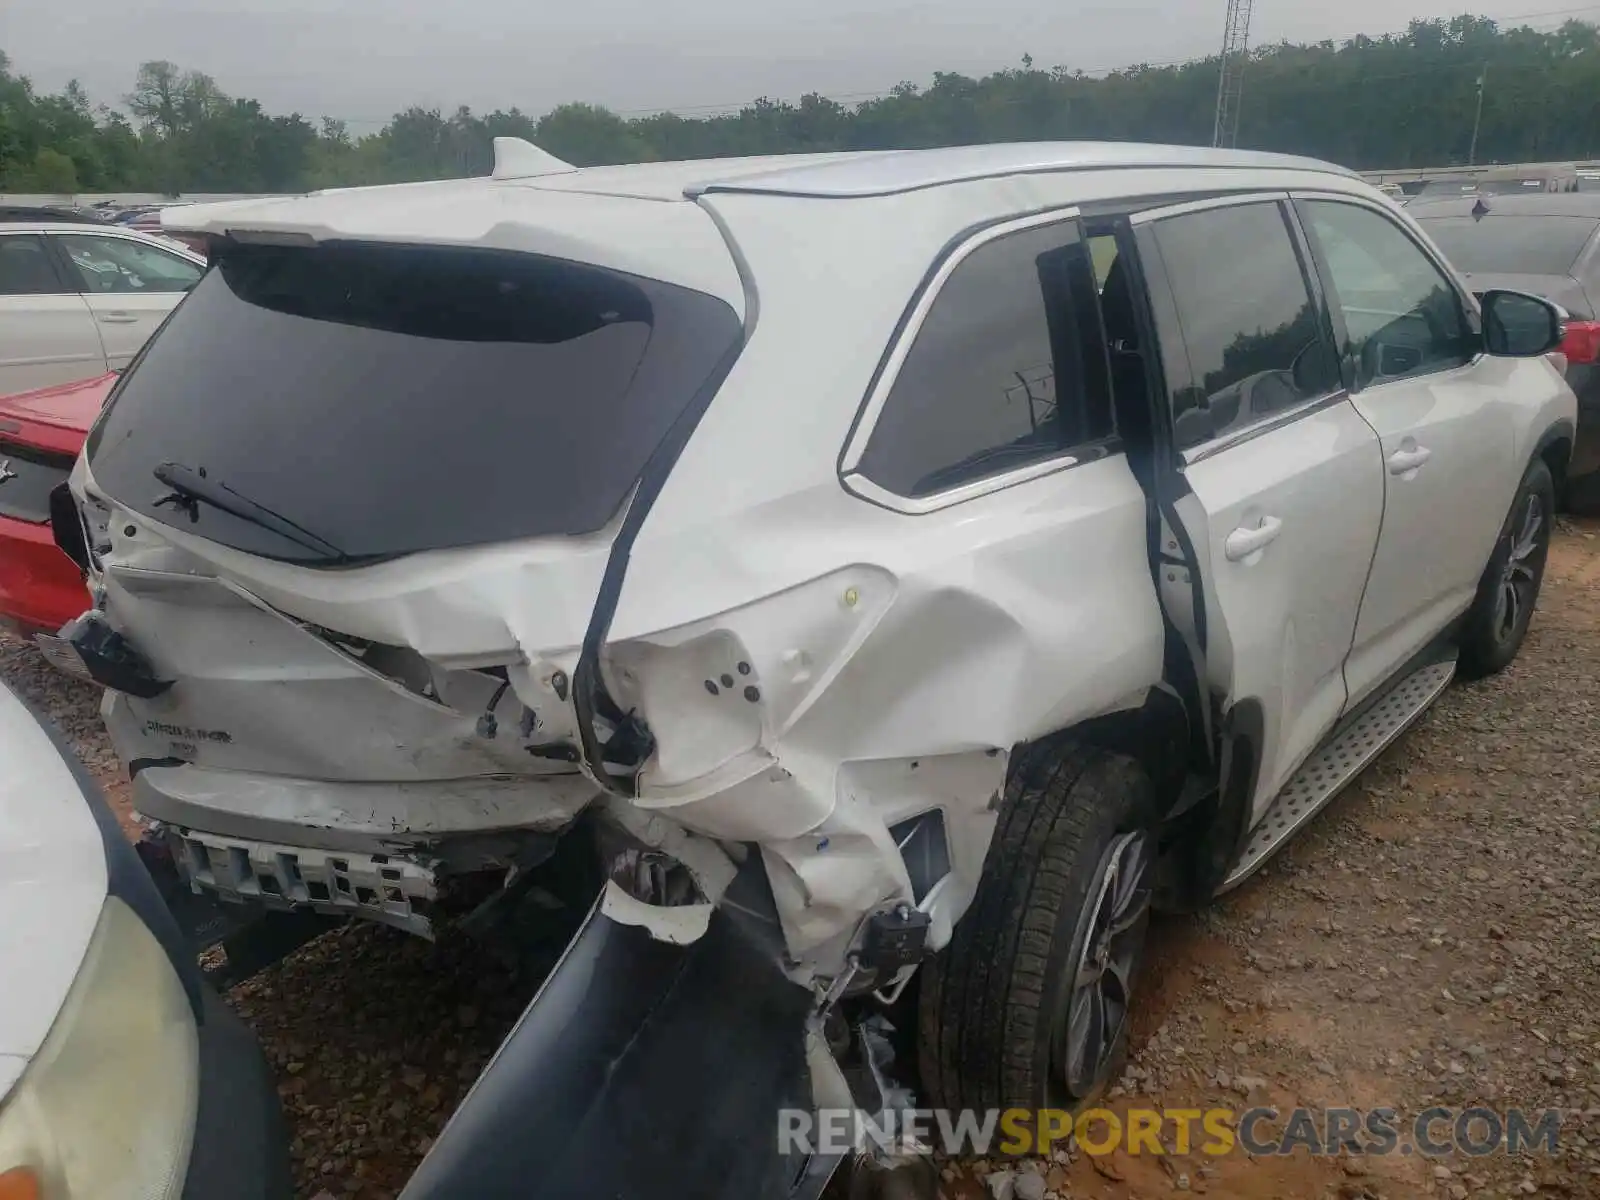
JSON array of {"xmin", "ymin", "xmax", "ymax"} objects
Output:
[{"xmin": 152, "ymin": 461, "xmax": 346, "ymax": 561}]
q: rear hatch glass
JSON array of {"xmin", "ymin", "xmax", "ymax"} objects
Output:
[
  {"xmin": 86, "ymin": 241, "xmax": 742, "ymax": 564},
  {"xmin": 1416, "ymin": 214, "xmax": 1600, "ymax": 277}
]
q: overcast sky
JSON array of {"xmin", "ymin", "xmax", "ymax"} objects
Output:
[{"xmin": 5, "ymin": 1, "xmax": 1591, "ymax": 127}]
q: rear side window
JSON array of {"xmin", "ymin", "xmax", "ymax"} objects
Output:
[
  {"xmin": 1148, "ymin": 201, "xmax": 1339, "ymax": 452},
  {"xmin": 856, "ymin": 219, "xmax": 1115, "ymax": 499},
  {"xmin": 86, "ymin": 242, "xmax": 742, "ymax": 563},
  {"xmin": 54, "ymin": 233, "xmax": 202, "ymax": 294},
  {"xmin": 1412, "ymin": 214, "xmax": 1599, "ymax": 276},
  {"xmin": 0, "ymin": 235, "xmax": 66, "ymax": 295}
]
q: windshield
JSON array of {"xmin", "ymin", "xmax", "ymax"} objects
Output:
[
  {"xmin": 86, "ymin": 241, "xmax": 742, "ymax": 564},
  {"xmin": 1413, "ymin": 215, "xmax": 1599, "ymax": 277}
]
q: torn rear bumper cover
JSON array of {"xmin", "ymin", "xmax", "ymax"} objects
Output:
[{"xmin": 400, "ymin": 866, "xmax": 841, "ymax": 1200}]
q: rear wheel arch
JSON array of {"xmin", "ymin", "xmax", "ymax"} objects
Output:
[
  {"xmin": 1066, "ymin": 686, "xmax": 1192, "ymax": 810},
  {"xmin": 912, "ymin": 694, "xmax": 1199, "ymax": 1110},
  {"xmin": 1023, "ymin": 685, "xmax": 1257, "ymax": 912},
  {"xmin": 918, "ymin": 736, "xmax": 1157, "ymax": 1111},
  {"xmin": 1533, "ymin": 417, "xmax": 1575, "ymax": 505}
]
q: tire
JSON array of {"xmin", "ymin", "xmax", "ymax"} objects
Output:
[
  {"xmin": 917, "ymin": 739, "xmax": 1157, "ymax": 1114},
  {"xmin": 1458, "ymin": 457, "xmax": 1554, "ymax": 680}
]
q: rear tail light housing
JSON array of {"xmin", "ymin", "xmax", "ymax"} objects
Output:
[{"xmin": 1559, "ymin": 319, "xmax": 1600, "ymax": 366}]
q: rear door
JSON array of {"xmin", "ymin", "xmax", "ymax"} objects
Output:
[
  {"xmin": 0, "ymin": 232, "xmax": 107, "ymax": 393},
  {"xmin": 47, "ymin": 231, "xmax": 203, "ymax": 369},
  {"xmin": 1295, "ymin": 196, "xmax": 1518, "ymax": 707},
  {"xmin": 1133, "ymin": 195, "xmax": 1386, "ymax": 821}
]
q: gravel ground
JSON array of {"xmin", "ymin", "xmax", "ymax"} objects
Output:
[{"xmin": 5, "ymin": 518, "xmax": 1599, "ymax": 1200}]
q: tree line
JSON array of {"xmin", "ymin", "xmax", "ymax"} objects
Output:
[{"xmin": 4, "ymin": 14, "xmax": 1600, "ymax": 195}]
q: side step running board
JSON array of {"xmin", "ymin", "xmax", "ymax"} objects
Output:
[{"xmin": 1219, "ymin": 657, "xmax": 1456, "ymax": 893}]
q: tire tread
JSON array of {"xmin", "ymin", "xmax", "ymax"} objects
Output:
[{"xmin": 918, "ymin": 739, "xmax": 1152, "ymax": 1111}]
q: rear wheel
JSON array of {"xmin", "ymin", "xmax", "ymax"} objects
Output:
[
  {"xmin": 917, "ymin": 740, "xmax": 1156, "ymax": 1113},
  {"xmin": 1458, "ymin": 457, "xmax": 1554, "ymax": 679}
]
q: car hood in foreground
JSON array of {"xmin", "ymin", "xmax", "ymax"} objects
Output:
[{"xmin": 0, "ymin": 682, "xmax": 108, "ymax": 1095}]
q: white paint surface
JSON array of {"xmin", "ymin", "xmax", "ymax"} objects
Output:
[{"xmin": 0, "ymin": 683, "xmax": 107, "ymax": 1094}]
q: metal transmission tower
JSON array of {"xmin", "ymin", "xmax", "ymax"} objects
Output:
[{"xmin": 1212, "ymin": 0, "xmax": 1255, "ymax": 148}]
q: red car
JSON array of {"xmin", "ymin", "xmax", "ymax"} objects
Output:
[{"xmin": 0, "ymin": 374, "xmax": 109, "ymax": 635}]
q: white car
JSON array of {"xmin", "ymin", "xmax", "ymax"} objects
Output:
[
  {"xmin": 51, "ymin": 140, "xmax": 1574, "ymax": 1193},
  {"xmin": 0, "ymin": 678, "xmax": 291, "ymax": 1198},
  {"xmin": 0, "ymin": 220, "xmax": 205, "ymax": 394}
]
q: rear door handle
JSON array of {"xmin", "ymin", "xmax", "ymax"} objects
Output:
[
  {"xmin": 1387, "ymin": 445, "xmax": 1432, "ymax": 475},
  {"xmin": 97, "ymin": 312, "xmax": 139, "ymax": 324},
  {"xmin": 1224, "ymin": 515, "xmax": 1283, "ymax": 562}
]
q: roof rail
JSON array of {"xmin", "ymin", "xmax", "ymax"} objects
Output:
[{"xmin": 492, "ymin": 137, "xmax": 576, "ymax": 181}]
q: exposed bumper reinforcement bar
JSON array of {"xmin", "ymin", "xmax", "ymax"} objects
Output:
[{"xmin": 167, "ymin": 826, "xmax": 437, "ymax": 937}]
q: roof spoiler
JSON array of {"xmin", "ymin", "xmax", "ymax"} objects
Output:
[{"xmin": 492, "ymin": 137, "xmax": 576, "ymax": 181}]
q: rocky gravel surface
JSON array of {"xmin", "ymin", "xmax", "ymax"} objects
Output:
[{"xmin": 5, "ymin": 518, "xmax": 1600, "ymax": 1200}]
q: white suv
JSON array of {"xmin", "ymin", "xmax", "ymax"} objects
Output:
[{"xmin": 55, "ymin": 141, "xmax": 1573, "ymax": 1146}]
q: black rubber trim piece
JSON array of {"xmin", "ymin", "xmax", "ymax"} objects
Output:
[
  {"xmin": 1209, "ymin": 700, "xmax": 1263, "ymax": 893},
  {"xmin": 571, "ymin": 334, "xmax": 748, "ymax": 793},
  {"xmin": 48, "ymin": 481, "xmax": 91, "ymax": 575},
  {"xmin": 1115, "ymin": 216, "xmax": 1214, "ymax": 763},
  {"xmin": 400, "ymin": 860, "xmax": 833, "ymax": 1199},
  {"xmin": 571, "ymin": 210, "xmax": 758, "ymax": 792},
  {"xmin": 182, "ymin": 986, "xmax": 296, "ymax": 1200}
]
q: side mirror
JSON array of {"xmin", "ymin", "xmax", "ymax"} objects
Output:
[{"xmin": 1480, "ymin": 289, "xmax": 1563, "ymax": 358}]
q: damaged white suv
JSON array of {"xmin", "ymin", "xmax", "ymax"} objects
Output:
[{"xmin": 49, "ymin": 140, "xmax": 1573, "ymax": 1195}]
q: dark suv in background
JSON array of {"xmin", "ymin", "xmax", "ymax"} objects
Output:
[{"xmin": 1414, "ymin": 192, "xmax": 1600, "ymax": 509}]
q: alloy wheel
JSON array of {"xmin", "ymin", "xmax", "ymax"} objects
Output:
[
  {"xmin": 1052, "ymin": 829, "xmax": 1154, "ymax": 1100},
  {"xmin": 1493, "ymin": 490, "xmax": 1546, "ymax": 645}
]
